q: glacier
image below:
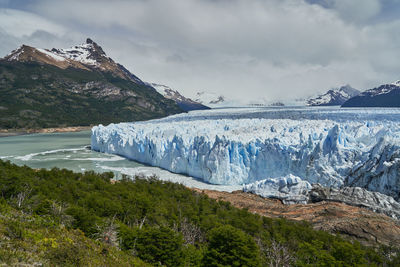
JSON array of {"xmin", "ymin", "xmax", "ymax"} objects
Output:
[
  {"xmin": 243, "ymin": 175, "xmax": 312, "ymax": 204},
  {"xmin": 91, "ymin": 107, "xmax": 400, "ymax": 200}
]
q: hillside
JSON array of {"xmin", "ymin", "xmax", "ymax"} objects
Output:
[
  {"xmin": 342, "ymin": 81, "xmax": 400, "ymax": 107},
  {"xmin": 0, "ymin": 203, "xmax": 149, "ymax": 266},
  {"xmin": 0, "ymin": 159, "xmax": 399, "ymax": 266},
  {"xmin": 0, "ymin": 39, "xmax": 182, "ymax": 130},
  {"xmin": 197, "ymin": 189, "xmax": 400, "ymax": 247}
]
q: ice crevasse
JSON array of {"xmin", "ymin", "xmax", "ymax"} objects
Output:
[{"xmin": 91, "ymin": 114, "xmax": 400, "ymax": 200}]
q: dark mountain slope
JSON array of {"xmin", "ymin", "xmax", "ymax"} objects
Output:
[
  {"xmin": 0, "ymin": 39, "xmax": 182, "ymax": 129},
  {"xmin": 342, "ymin": 81, "xmax": 400, "ymax": 107}
]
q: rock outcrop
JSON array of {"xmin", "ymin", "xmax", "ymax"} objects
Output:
[{"xmin": 309, "ymin": 184, "xmax": 400, "ymax": 220}]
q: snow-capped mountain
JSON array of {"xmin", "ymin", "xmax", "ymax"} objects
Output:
[
  {"xmin": 307, "ymin": 85, "xmax": 360, "ymax": 106},
  {"xmin": 194, "ymin": 91, "xmax": 227, "ymax": 107},
  {"xmin": 0, "ymin": 39, "xmax": 182, "ymax": 129},
  {"xmin": 4, "ymin": 38, "xmax": 143, "ymax": 84},
  {"xmin": 148, "ymin": 83, "xmax": 210, "ymax": 111},
  {"xmin": 342, "ymin": 81, "xmax": 400, "ymax": 107},
  {"xmin": 193, "ymin": 91, "xmax": 264, "ymax": 107}
]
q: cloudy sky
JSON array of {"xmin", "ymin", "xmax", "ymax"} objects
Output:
[{"xmin": 1, "ymin": 0, "xmax": 400, "ymax": 103}]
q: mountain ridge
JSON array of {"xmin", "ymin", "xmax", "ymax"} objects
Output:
[
  {"xmin": 0, "ymin": 39, "xmax": 182, "ymax": 129},
  {"xmin": 307, "ymin": 85, "xmax": 360, "ymax": 106},
  {"xmin": 148, "ymin": 83, "xmax": 210, "ymax": 111},
  {"xmin": 342, "ymin": 80, "xmax": 400, "ymax": 107},
  {"xmin": 4, "ymin": 38, "xmax": 144, "ymax": 84}
]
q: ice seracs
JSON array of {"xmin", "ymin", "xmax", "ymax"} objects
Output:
[
  {"xmin": 91, "ymin": 107, "xmax": 400, "ymax": 201},
  {"xmin": 243, "ymin": 175, "xmax": 312, "ymax": 204}
]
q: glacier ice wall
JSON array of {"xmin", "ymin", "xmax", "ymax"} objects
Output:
[{"xmin": 91, "ymin": 108, "xmax": 400, "ymax": 200}]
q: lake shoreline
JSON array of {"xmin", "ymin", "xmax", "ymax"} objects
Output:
[{"xmin": 0, "ymin": 126, "xmax": 92, "ymax": 138}]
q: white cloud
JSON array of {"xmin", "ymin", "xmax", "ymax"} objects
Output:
[
  {"xmin": 0, "ymin": 8, "xmax": 65, "ymax": 37},
  {"xmin": 308, "ymin": 0, "xmax": 381, "ymax": 23},
  {"xmin": 331, "ymin": 0, "xmax": 381, "ymax": 22},
  {"xmin": 1, "ymin": 0, "xmax": 400, "ymax": 103}
]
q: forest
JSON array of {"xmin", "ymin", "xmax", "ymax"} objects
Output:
[{"xmin": 0, "ymin": 159, "xmax": 399, "ymax": 266}]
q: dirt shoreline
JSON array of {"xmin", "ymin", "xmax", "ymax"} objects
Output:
[
  {"xmin": 0, "ymin": 126, "xmax": 92, "ymax": 137},
  {"xmin": 192, "ymin": 188, "xmax": 400, "ymax": 247}
]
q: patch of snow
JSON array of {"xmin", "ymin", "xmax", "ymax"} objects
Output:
[
  {"xmin": 36, "ymin": 48, "xmax": 66, "ymax": 62},
  {"xmin": 52, "ymin": 42, "xmax": 100, "ymax": 66},
  {"xmin": 392, "ymin": 80, "xmax": 400, "ymax": 86},
  {"xmin": 7, "ymin": 46, "xmax": 23, "ymax": 61},
  {"xmin": 362, "ymin": 83, "xmax": 400, "ymax": 97},
  {"xmin": 149, "ymin": 83, "xmax": 187, "ymax": 102}
]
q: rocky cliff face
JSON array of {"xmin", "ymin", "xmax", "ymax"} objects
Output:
[{"xmin": 309, "ymin": 184, "xmax": 400, "ymax": 220}]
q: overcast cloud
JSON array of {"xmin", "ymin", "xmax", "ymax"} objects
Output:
[{"xmin": 1, "ymin": 0, "xmax": 400, "ymax": 103}]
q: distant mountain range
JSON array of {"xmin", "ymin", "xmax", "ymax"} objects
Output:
[
  {"xmin": 0, "ymin": 39, "xmax": 205, "ymax": 129},
  {"xmin": 194, "ymin": 91, "xmax": 227, "ymax": 107},
  {"xmin": 148, "ymin": 83, "xmax": 209, "ymax": 111},
  {"xmin": 307, "ymin": 85, "xmax": 360, "ymax": 106},
  {"xmin": 342, "ymin": 81, "xmax": 400, "ymax": 107},
  {"xmin": 193, "ymin": 91, "xmax": 269, "ymax": 107}
]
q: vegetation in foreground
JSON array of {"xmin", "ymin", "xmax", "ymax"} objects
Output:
[{"xmin": 0, "ymin": 159, "xmax": 399, "ymax": 266}]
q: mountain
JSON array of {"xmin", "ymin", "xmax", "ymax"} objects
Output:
[
  {"xmin": 148, "ymin": 83, "xmax": 210, "ymax": 111},
  {"xmin": 342, "ymin": 81, "xmax": 400, "ymax": 107},
  {"xmin": 193, "ymin": 91, "xmax": 227, "ymax": 107},
  {"xmin": 0, "ymin": 39, "xmax": 182, "ymax": 129},
  {"xmin": 307, "ymin": 85, "xmax": 360, "ymax": 106}
]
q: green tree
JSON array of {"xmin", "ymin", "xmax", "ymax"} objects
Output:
[
  {"xmin": 135, "ymin": 226, "xmax": 184, "ymax": 266},
  {"xmin": 202, "ymin": 225, "xmax": 261, "ymax": 267}
]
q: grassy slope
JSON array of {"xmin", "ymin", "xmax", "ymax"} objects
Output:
[
  {"xmin": 0, "ymin": 201, "xmax": 149, "ymax": 266},
  {"xmin": 0, "ymin": 61, "xmax": 182, "ymax": 129}
]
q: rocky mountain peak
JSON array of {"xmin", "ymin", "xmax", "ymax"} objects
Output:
[
  {"xmin": 50, "ymin": 38, "xmax": 108, "ymax": 66},
  {"xmin": 2, "ymin": 39, "xmax": 143, "ymax": 84},
  {"xmin": 4, "ymin": 44, "xmax": 34, "ymax": 61},
  {"xmin": 86, "ymin": 38, "xmax": 94, "ymax": 44}
]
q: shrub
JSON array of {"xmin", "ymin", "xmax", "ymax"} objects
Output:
[
  {"xmin": 202, "ymin": 225, "xmax": 261, "ymax": 267},
  {"xmin": 135, "ymin": 226, "xmax": 184, "ymax": 266}
]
